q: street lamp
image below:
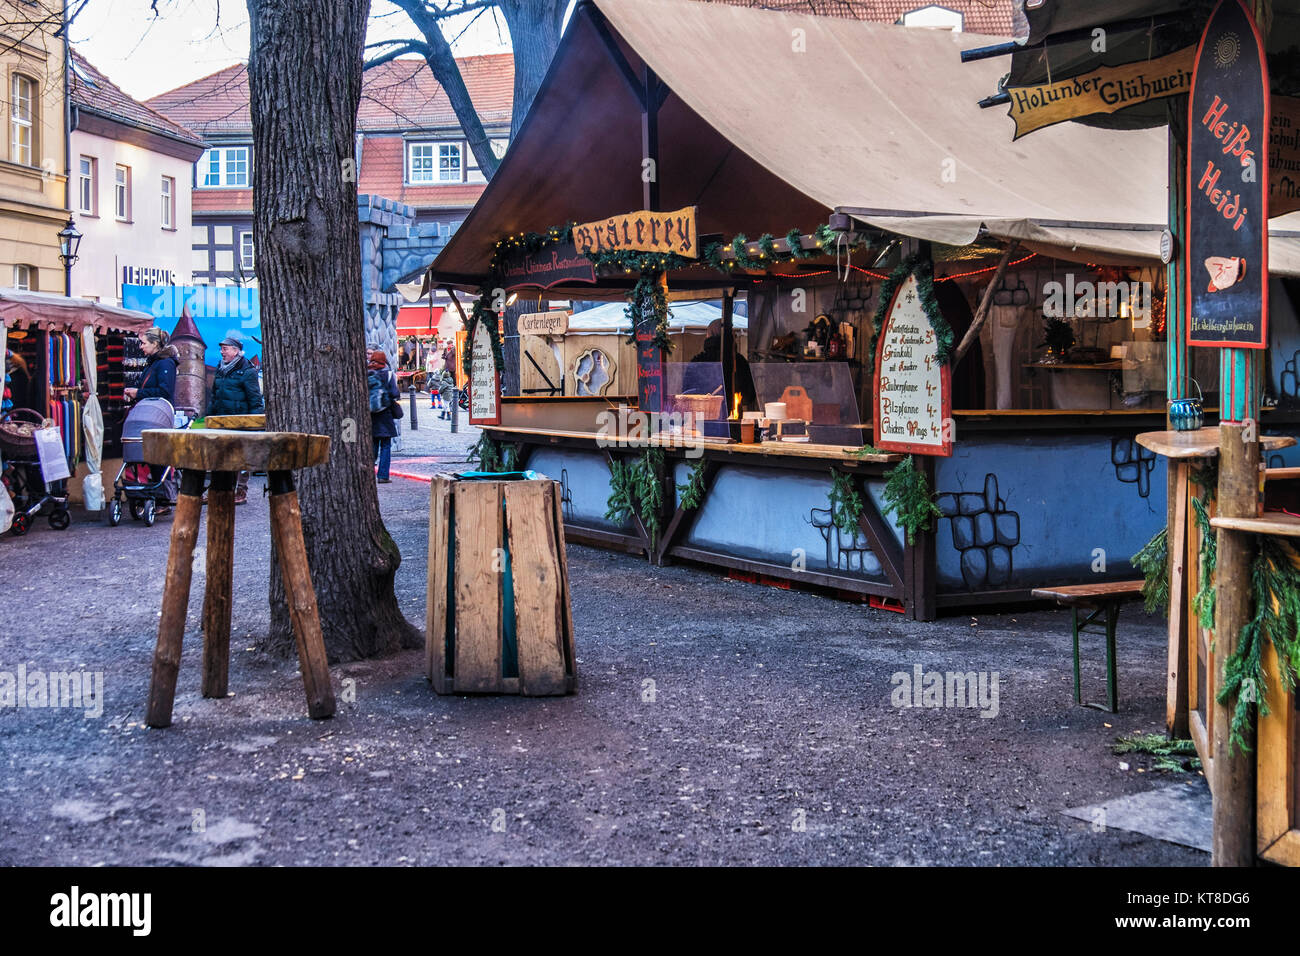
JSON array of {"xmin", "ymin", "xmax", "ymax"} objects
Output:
[{"xmin": 57, "ymin": 216, "xmax": 82, "ymax": 297}]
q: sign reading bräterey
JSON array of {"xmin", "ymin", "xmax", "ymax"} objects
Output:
[
  {"xmin": 1186, "ymin": 0, "xmax": 1269, "ymax": 349},
  {"xmin": 469, "ymin": 320, "xmax": 501, "ymax": 426},
  {"xmin": 873, "ymin": 274, "xmax": 952, "ymax": 457},
  {"xmin": 572, "ymin": 206, "xmax": 698, "ymax": 258}
]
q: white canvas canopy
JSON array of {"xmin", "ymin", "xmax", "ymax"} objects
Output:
[{"xmin": 565, "ymin": 301, "xmax": 743, "ymax": 335}]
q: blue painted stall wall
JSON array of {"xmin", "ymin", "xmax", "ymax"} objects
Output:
[
  {"xmin": 673, "ymin": 462, "xmax": 898, "ymax": 579},
  {"xmin": 934, "ymin": 434, "xmax": 1166, "ymax": 591},
  {"xmin": 1269, "ymin": 276, "xmax": 1300, "ymax": 404},
  {"xmin": 528, "ymin": 448, "xmax": 633, "ymax": 532}
]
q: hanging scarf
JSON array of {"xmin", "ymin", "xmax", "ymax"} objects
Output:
[{"xmin": 219, "ymin": 355, "xmax": 242, "ymax": 375}]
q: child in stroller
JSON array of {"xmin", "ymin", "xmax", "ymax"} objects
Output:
[{"xmin": 108, "ymin": 398, "xmax": 191, "ymax": 527}]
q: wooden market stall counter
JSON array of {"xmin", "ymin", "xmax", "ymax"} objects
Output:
[
  {"xmin": 481, "ymin": 402, "xmax": 1300, "ymax": 619},
  {"xmin": 1137, "ymin": 426, "xmax": 1300, "ymax": 867}
]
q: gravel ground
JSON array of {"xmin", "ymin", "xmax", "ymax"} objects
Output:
[{"xmin": 0, "ymin": 411, "xmax": 1205, "ymax": 866}]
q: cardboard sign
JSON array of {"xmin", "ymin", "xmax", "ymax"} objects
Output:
[
  {"xmin": 1006, "ymin": 46, "xmax": 1194, "ymax": 140},
  {"xmin": 518, "ymin": 310, "xmax": 569, "ymax": 336},
  {"xmin": 469, "ymin": 321, "xmax": 501, "ymax": 426},
  {"xmin": 499, "ymin": 238, "xmax": 596, "ymax": 291},
  {"xmin": 1186, "ymin": 0, "xmax": 1269, "ymax": 349},
  {"xmin": 873, "ymin": 274, "xmax": 952, "ymax": 456},
  {"xmin": 34, "ymin": 426, "xmax": 71, "ymax": 483},
  {"xmin": 572, "ymin": 206, "xmax": 698, "ymax": 258}
]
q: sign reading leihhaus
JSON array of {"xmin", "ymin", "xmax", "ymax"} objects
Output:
[
  {"xmin": 572, "ymin": 206, "xmax": 698, "ymax": 258},
  {"xmin": 1187, "ymin": 0, "xmax": 1269, "ymax": 349},
  {"xmin": 517, "ymin": 310, "xmax": 569, "ymax": 336},
  {"xmin": 500, "ymin": 238, "xmax": 596, "ymax": 291},
  {"xmin": 873, "ymin": 274, "xmax": 952, "ymax": 457},
  {"xmin": 469, "ymin": 320, "xmax": 501, "ymax": 426},
  {"xmin": 1006, "ymin": 46, "xmax": 1195, "ymax": 140}
]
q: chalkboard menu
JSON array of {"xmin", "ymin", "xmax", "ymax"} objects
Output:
[
  {"xmin": 469, "ymin": 320, "xmax": 501, "ymax": 426},
  {"xmin": 873, "ymin": 274, "xmax": 952, "ymax": 456},
  {"xmin": 635, "ymin": 285, "xmax": 663, "ymax": 414},
  {"xmin": 1187, "ymin": 0, "xmax": 1270, "ymax": 349}
]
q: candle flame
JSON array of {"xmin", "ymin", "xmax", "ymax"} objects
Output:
[{"xmin": 731, "ymin": 393, "xmax": 741, "ymax": 419}]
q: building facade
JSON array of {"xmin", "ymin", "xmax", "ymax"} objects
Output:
[
  {"xmin": 146, "ymin": 54, "xmax": 513, "ymax": 289},
  {"xmin": 0, "ymin": 0, "xmax": 68, "ymax": 294},
  {"xmin": 68, "ymin": 51, "xmax": 206, "ymax": 304}
]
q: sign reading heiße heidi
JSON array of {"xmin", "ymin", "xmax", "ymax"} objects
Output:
[
  {"xmin": 469, "ymin": 320, "xmax": 501, "ymax": 426},
  {"xmin": 873, "ymin": 274, "xmax": 952, "ymax": 457},
  {"xmin": 572, "ymin": 206, "xmax": 698, "ymax": 259},
  {"xmin": 1186, "ymin": 0, "xmax": 1270, "ymax": 349}
]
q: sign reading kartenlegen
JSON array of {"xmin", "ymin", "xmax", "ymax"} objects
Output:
[
  {"xmin": 1187, "ymin": 0, "xmax": 1269, "ymax": 349},
  {"xmin": 572, "ymin": 206, "xmax": 698, "ymax": 258},
  {"xmin": 469, "ymin": 320, "xmax": 501, "ymax": 426},
  {"xmin": 873, "ymin": 274, "xmax": 952, "ymax": 456},
  {"xmin": 1006, "ymin": 46, "xmax": 1194, "ymax": 140},
  {"xmin": 517, "ymin": 310, "xmax": 569, "ymax": 335}
]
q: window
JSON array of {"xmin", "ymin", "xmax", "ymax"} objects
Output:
[
  {"xmin": 78, "ymin": 156, "xmax": 96, "ymax": 215},
  {"xmin": 161, "ymin": 176, "xmax": 174, "ymax": 229},
  {"xmin": 437, "ymin": 143, "xmax": 462, "ymax": 182},
  {"xmin": 407, "ymin": 141, "xmax": 465, "ymax": 184},
  {"xmin": 10, "ymin": 74, "xmax": 34, "ymax": 166},
  {"xmin": 240, "ymin": 231, "xmax": 254, "ymax": 271},
  {"xmin": 199, "ymin": 146, "xmax": 250, "ymax": 187},
  {"xmin": 114, "ymin": 164, "xmax": 131, "ymax": 220},
  {"xmin": 12, "ymin": 264, "xmax": 33, "ymax": 290}
]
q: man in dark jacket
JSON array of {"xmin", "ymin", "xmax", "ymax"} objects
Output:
[{"xmin": 208, "ymin": 333, "xmax": 265, "ymax": 504}]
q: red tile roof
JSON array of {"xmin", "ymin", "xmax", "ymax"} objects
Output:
[
  {"xmin": 193, "ymin": 189, "xmax": 253, "ymax": 213},
  {"xmin": 146, "ymin": 54, "xmax": 514, "ymax": 138},
  {"xmin": 357, "ymin": 135, "xmax": 487, "ymax": 209},
  {"xmin": 702, "ymin": 0, "xmax": 1022, "ymax": 36},
  {"xmin": 70, "ymin": 50, "xmax": 206, "ymax": 146}
]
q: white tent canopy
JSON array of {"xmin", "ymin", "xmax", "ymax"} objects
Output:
[{"xmin": 565, "ymin": 301, "xmax": 742, "ymax": 335}]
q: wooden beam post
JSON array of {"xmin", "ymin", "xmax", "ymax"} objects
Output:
[
  {"xmin": 146, "ymin": 469, "xmax": 206, "ymax": 728},
  {"xmin": 201, "ymin": 470, "xmax": 237, "ymax": 699},
  {"xmin": 951, "ymin": 242, "xmax": 1018, "ymax": 368}
]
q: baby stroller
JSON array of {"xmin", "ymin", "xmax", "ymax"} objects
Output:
[
  {"xmin": 108, "ymin": 398, "xmax": 189, "ymax": 528},
  {"xmin": 0, "ymin": 407, "xmax": 71, "ymax": 535}
]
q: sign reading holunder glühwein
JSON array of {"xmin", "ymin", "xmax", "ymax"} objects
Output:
[
  {"xmin": 873, "ymin": 274, "xmax": 952, "ymax": 456},
  {"xmin": 1187, "ymin": 0, "xmax": 1270, "ymax": 349},
  {"xmin": 469, "ymin": 320, "xmax": 501, "ymax": 426}
]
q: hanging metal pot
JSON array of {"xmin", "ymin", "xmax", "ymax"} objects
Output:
[{"xmin": 1168, "ymin": 379, "xmax": 1204, "ymax": 432}]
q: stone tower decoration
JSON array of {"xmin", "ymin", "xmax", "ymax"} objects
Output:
[{"xmin": 170, "ymin": 307, "xmax": 207, "ymax": 415}]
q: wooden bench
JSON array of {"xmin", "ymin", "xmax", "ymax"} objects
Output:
[{"xmin": 1031, "ymin": 580, "xmax": 1146, "ymax": 714}]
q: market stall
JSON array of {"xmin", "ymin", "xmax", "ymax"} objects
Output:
[
  {"xmin": 1, "ymin": 290, "xmax": 154, "ymax": 513},
  {"xmin": 426, "ymin": 0, "xmax": 1300, "ymax": 621}
]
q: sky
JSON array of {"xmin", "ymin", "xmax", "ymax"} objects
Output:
[{"xmin": 69, "ymin": 0, "xmax": 527, "ymax": 102}]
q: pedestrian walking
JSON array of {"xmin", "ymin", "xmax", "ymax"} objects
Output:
[
  {"xmin": 124, "ymin": 327, "xmax": 180, "ymax": 510},
  {"xmin": 426, "ymin": 341, "xmax": 445, "ymax": 411},
  {"xmin": 207, "ymin": 332, "xmax": 264, "ymax": 504},
  {"xmin": 367, "ymin": 346, "xmax": 401, "ymax": 483}
]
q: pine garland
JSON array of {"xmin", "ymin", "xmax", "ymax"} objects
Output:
[
  {"xmin": 829, "ymin": 469, "xmax": 865, "ymax": 537},
  {"xmin": 881, "ymin": 455, "xmax": 943, "ymax": 545},
  {"xmin": 605, "ymin": 447, "xmax": 666, "ymax": 553},
  {"xmin": 677, "ymin": 459, "xmax": 708, "ymax": 511},
  {"xmin": 469, "ymin": 433, "xmax": 505, "ymax": 472},
  {"xmin": 1191, "ymin": 494, "xmax": 1218, "ymax": 632},
  {"xmin": 866, "ymin": 253, "xmax": 953, "ymax": 376},
  {"xmin": 1131, "ymin": 526, "xmax": 1170, "ymax": 615}
]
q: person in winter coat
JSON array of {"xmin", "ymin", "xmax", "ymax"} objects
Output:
[
  {"xmin": 426, "ymin": 341, "xmax": 445, "ymax": 411},
  {"xmin": 124, "ymin": 328, "xmax": 178, "ymax": 404},
  {"xmin": 207, "ymin": 333, "xmax": 265, "ymax": 504},
  {"xmin": 368, "ymin": 347, "xmax": 401, "ymax": 483}
]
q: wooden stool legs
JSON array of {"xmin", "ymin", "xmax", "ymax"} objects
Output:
[
  {"xmin": 146, "ymin": 469, "xmax": 207, "ymax": 728},
  {"xmin": 145, "ymin": 468, "xmax": 335, "ymax": 727},
  {"xmin": 268, "ymin": 470, "xmax": 336, "ymax": 720},
  {"xmin": 202, "ymin": 471, "xmax": 236, "ymax": 699}
]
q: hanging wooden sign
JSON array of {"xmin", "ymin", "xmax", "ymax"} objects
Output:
[
  {"xmin": 469, "ymin": 320, "xmax": 501, "ymax": 426},
  {"xmin": 499, "ymin": 238, "xmax": 596, "ymax": 291},
  {"xmin": 518, "ymin": 310, "xmax": 570, "ymax": 335},
  {"xmin": 572, "ymin": 206, "xmax": 698, "ymax": 259},
  {"xmin": 1006, "ymin": 46, "xmax": 1195, "ymax": 140},
  {"xmin": 635, "ymin": 277, "xmax": 667, "ymax": 414},
  {"xmin": 1186, "ymin": 0, "xmax": 1270, "ymax": 349},
  {"xmin": 1270, "ymin": 95, "xmax": 1300, "ymax": 217},
  {"xmin": 873, "ymin": 274, "xmax": 952, "ymax": 457}
]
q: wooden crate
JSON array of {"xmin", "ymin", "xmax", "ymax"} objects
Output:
[{"xmin": 426, "ymin": 476, "xmax": 577, "ymax": 696}]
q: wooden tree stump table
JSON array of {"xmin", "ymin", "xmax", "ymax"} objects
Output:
[{"xmin": 140, "ymin": 428, "xmax": 334, "ymax": 728}]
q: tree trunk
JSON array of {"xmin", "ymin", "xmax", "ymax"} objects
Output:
[
  {"xmin": 500, "ymin": 0, "xmax": 563, "ymax": 139},
  {"xmin": 247, "ymin": 0, "xmax": 420, "ymax": 661}
]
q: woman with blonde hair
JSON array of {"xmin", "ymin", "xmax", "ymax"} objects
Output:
[{"xmin": 124, "ymin": 327, "xmax": 179, "ymax": 405}]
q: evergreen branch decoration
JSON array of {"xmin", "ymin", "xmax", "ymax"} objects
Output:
[
  {"xmin": 866, "ymin": 252, "xmax": 953, "ymax": 376},
  {"xmin": 881, "ymin": 455, "xmax": 942, "ymax": 545},
  {"xmin": 1191, "ymin": 495, "xmax": 1218, "ymax": 632},
  {"xmin": 828, "ymin": 469, "xmax": 865, "ymax": 537},
  {"xmin": 1130, "ymin": 526, "xmax": 1170, "ymax": 615},
  {"xmin": 678, "ymin": 459, "xmax": 708, "ymax": 511},
  {"xmin": 605, "ymin": 448, "xmax": 666, "ymax": 553},
  {"xmin": 468, "ymin": 433, "xmax": 504, "ymax": 472}
]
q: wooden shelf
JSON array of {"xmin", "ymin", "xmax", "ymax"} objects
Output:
[
  {"xmin": 1136, "ymin": 429, "xmax": 1297, "ymax": 459},
  {"xmin": 1210, "ymin": 512, "xmax": 1300, "ymax": 538},
  {"xmin": 1023, "ymin": 362, "xmax": 1122, "ymax": 371}
]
